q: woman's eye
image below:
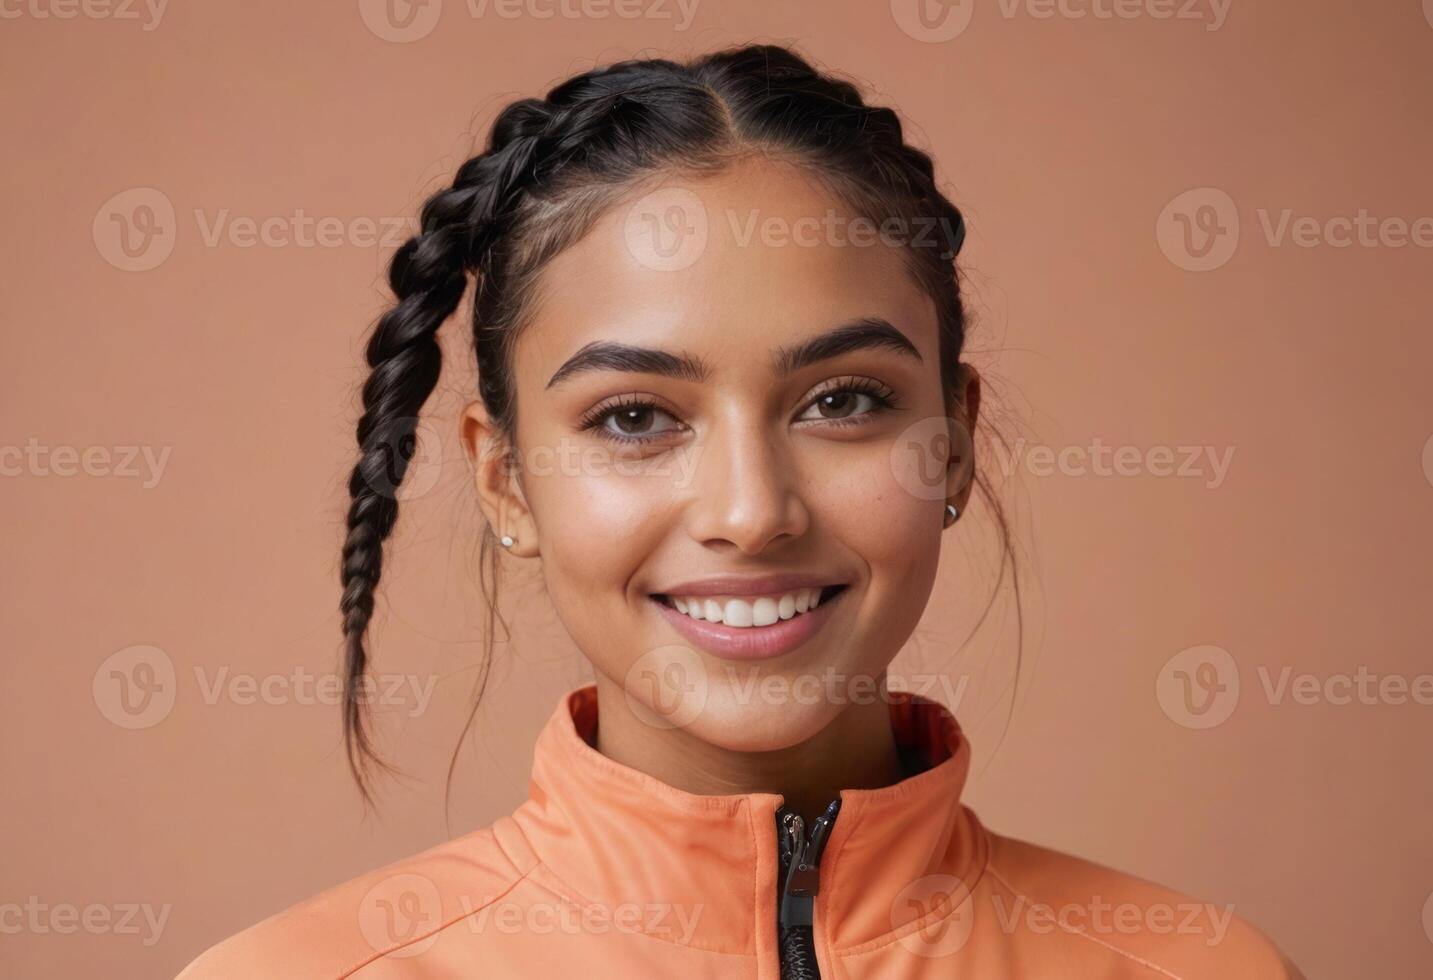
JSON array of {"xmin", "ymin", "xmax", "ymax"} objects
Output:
[
  {"xmin": 586, "ymin": 402, "xmax": 682, "ymax": 441},
  {"xmin": 797, "ymin": 386, "xmax": 892, "ymax": 423}
]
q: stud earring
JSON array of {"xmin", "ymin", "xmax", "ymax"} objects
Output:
[
  {"xmin": 943, "ymin": 503, "xmax": 960, "ymax": 528},
  {"xmin": 500, "ymin": 534, "xmax": 515, "ymax": 548}
]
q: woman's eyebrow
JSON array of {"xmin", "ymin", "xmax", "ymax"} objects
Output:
[{"xmin": 545, "ymin": 317, "xmax": 921, "ymax": 390}]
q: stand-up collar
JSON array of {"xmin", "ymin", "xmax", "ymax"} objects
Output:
[{"xmin": 505, "ymin": 683, "xmax": 988, "ymax": 956}]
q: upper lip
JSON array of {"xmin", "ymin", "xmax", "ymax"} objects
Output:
[{"xmin": 651, "ymin": 573, "xmax": 847, "ymax": 597}]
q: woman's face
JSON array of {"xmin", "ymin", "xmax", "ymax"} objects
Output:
[{"xmin": 463, "ymin": 155, "xmax": 976, "ymax": 753}]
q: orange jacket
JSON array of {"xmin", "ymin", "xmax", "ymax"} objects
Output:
[{"xmin": 178, "ymin": 683, "xmax": 1302, "ymax": 978}]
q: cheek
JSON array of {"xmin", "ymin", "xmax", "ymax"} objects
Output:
[
  {"xmin": 810, "ymin": 439, "xmax": 940, "ymax": 565},
  {"xmin": 517, "ymin": 444, "xmax": 683, "ymax": 664}
]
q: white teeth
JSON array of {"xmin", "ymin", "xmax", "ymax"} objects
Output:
[
  {"xmin": 724, "ymin": 600, "xmax": 753, "ymax": 627},
  {"xmin": 664, "ymin": 587, "xmax": 836, "ymax": 627},
  {"xmin": 752, "ymin": 597, "xmax": 779, "ymax": 627}
]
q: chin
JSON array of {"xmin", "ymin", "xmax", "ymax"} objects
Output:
[{"xmin": 667, "ymin": 665, "xmax": 873, "ymax": 753}]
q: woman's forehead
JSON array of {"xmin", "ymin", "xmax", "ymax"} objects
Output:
[{"xmin": 515, "ymin": 160, "xmax": 935, "ymax": 376}]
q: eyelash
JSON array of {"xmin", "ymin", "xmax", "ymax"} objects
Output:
[{"xmin": 576, "ymin": 379, "xmax": 900, "ymax": 445}]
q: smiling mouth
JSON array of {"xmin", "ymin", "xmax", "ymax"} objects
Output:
[{"xmin": 648, "ymin": 584, "xmax": 849, "ymax": 628}]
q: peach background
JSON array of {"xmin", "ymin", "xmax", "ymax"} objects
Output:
[{"xmin": 3, "ymin": 1, "xmax": 1431, "ymax": 977}]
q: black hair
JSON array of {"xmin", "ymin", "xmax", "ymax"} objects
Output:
[{"xmin": 339, "ymin": 43, "xmax": 1019, "ymax": 804}]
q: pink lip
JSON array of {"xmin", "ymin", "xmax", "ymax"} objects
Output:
[
  {"xmin": 652, "ymin": 572, "xmax": 844, "ymax": 597},
  {"xmin": 650, "ymin": 589, "xmax": 844, "ymax": 661}
]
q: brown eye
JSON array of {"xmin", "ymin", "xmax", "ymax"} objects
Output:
[
  {"xmin": 611, "ymin": 405, "xmax": 657, "ymax": 434},
  {"xmin": 814, "ymin": 391, "xmax": 863, "ymax": 419},
  {"xmin": 580, "ymin": 398, "xmax": 683, "ymax": 443},
  {"xmin": 799, "ymin": 388, "xmax": 885, "ymax": 423}
]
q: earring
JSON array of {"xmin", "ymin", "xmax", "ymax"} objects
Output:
[
  {"xmin": 500, "ymin": 534, "xmax": 515, "ymax": 548},
  {"xmin": 943, "ymin": 503, "xmax": 960, "ymax": 528}
]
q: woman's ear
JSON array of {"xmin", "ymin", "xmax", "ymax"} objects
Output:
[
  {"xmin": 946, "ymin": 363, "xmax": 981, "ymax": 514},
  {"xmin": 459, "ymin": 400, "xmax": 538, "ymax": 557}
]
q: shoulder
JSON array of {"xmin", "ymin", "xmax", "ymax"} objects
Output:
[
  {"xmin": 977, "ymin": 828, "xmax": 1303, "ymax": 979},
  {"xmin": 175, "ymin": 822, "xmax": 530, "ymax": 980}
]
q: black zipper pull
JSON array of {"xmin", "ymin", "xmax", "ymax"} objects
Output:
[{"xmin": 778, "ymin": 799, "xmax": 842, "ymax": 928}]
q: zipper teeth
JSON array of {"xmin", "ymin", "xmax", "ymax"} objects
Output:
[{"xmin": 777, "ymin": 802, "xmax": 841, "ymax": 980}]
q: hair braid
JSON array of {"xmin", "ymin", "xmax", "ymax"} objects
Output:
[{"xmin": 338, "ymin": 135, "xmax": 550, "ymax": 799}]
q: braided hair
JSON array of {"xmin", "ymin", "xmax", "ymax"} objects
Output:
[{"xmin": 339, "ymin": 44, "xmax": 1013, "ymax": 803}]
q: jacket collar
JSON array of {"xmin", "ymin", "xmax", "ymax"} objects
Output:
[{"xmin": 506, "ymin": 682, "xmax": 988, "ymax": 955}]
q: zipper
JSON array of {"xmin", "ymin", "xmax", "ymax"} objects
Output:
[{"xmin": 775, "ymin": 798, "xmax": 841, "ymax": 980}]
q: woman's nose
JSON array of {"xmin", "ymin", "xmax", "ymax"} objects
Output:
[{"xmin": 683, "ymin": 422, "xmax": 810, "ymax": 556}]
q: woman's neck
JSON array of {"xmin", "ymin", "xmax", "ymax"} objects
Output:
[{"xmin": 590, "ymin": 673, "xmax": 911, "ymax": 826}]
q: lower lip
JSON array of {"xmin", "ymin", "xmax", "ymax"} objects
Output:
[{"xmin": 650, "ymin": 590, "xmax": 843, "ymax": 661}]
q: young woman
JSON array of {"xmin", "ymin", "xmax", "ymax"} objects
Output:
[{"xmin": 179, "ymin": 44, "xmax": 1301, "ymax": 980}]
